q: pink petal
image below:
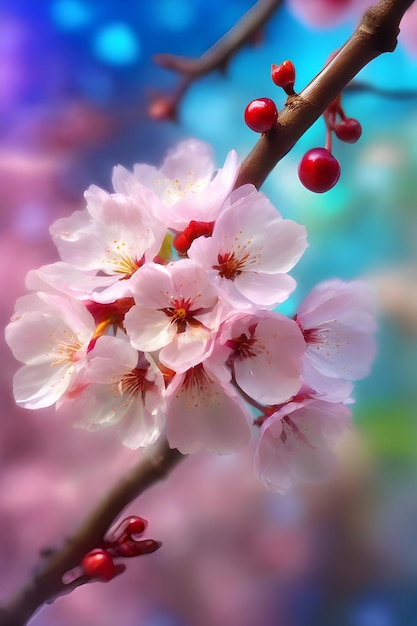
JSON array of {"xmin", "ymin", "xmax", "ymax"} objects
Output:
[
  {"xmin": 166, "ymin": 365, "xmax": 251, "ymax": 454},
  {"xmin": 125, "ymin": 305, "xmax": 174, "ymax": 352},
  {"xmin": 230, "ymin": 314, "xmax": 305, "ymax": 404},
  {"xmin": 13, "ymin": 362, "xmax": 74, "ymax": 409}
]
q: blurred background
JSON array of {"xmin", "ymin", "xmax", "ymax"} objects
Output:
[{"xmin": 1, "ymin": 1, "xmax": 417, "ymax": 624}]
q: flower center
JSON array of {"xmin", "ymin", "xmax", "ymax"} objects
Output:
[
  {"xmin": 163, "ymin": 174, "xmax": 209, "ymax": 205},
  {"xmin": 179, "ymin": 364, "xmax": 217, "ymax": 410},
  {"xmin": 119, "ymin": 367, "xmax": 153, "ymax": 399},
  {"xmin": 48, "ymin": 332, "xmax": 83, "ymax": 366},
  {"xmin": 212, "ymin": 251, "xmax": 251, "ymax": 280},
  {"xmin": 226, "ymin": 329, "xmax": 261, "ymax": 360},
  {"xmin": 295, "ymin": 315, "xmax": 330, "ymax": 346},
  {"xmin": 103, "ymin": 241, "xmax": 144, "ymax": 279},
  {"xmin": 160, "ymin": 297, "xmax": 209, "ymax": 334}
]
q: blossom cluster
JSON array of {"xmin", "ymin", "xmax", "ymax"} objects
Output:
[{"xmin": 5, "ymin": 139, "xmax": 377, "ymax": 493}]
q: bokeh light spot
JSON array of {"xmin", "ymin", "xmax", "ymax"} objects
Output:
[
  {"xmin": 151, "ymin": 0, "xmax": 196, "ymax": 31},
  {"xmin": 50, "ymin": 0, "xmax": 93, "ymax": 30},
  {"xmin": 92, "ymin": 23, "xmax": 140, "ymax": 65}
]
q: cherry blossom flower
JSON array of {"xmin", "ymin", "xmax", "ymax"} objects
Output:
[
  {"xmin": 255, "ymin": 397, "xmax": 352, "ymax": 493},
  {"xmin": 4, "ymin": 137, "xmax": 378, "ymax": 494},
  {"xmin": 49, "ymin": 184, "xmax": 166, "ymax": 302},
  {"xmin": 57, "ymin": 335, "xmax": 165, "ymax": 449},
  {"xmin": 165, "ymin": 351, "xmax": 252, "ymax": 454},
  {"xmin": 124, "ymin": 260, "xmax": 222, "ymax": 372},
  {"xmin": 5, "ymin": 292, "xmax": 95, "ymax": 409},
  {"xmin": 188, "ymin": 185, "xmax": 308, "ymax": 309},
  {"xmin": 112, "ymin": 138, "xmax": 239, "ymax": 230},
  {"xmin": 295, "ymin": 279, "xmax": 377, "ymax": 395},
  {"xmin": 219, "ymin": 311, "xmax": 306, "ymax": 405}
]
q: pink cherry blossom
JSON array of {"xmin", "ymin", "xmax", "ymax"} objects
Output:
[
  {"xmin": 5, "ymin": 291, "xmax": 95, "ymax": 409},
  {"xmin": 112, "ymin": 138, "xmax": 239, "ymax": 230},
  {"xmin": 188, "ymin": 185, "xmax": 308, "ymax": 309},
  {"xmin": 255, "ymin": 397, "xmax": 352, "ymax": 493},
  {"xmin": 165, "ymin": 352, "xmax": 252, "ymax": 454},
  {"xmin": 57, "ymin": 335, "xmax": 165, "ymax": 449},
  {"xmin": 295, "ymin": 279, "xmax": 377, "ymax": 395},
  {"xmin": 301, "ymin": 358, "xmax": 354, "ymax": 403},
  {"xmin": 124, "ymin": 260, "xmax": 222, "ymax": 372},
  {"xmin": 25, "ymin": 261, "xmax": 113, "ymax": 300},
  {"xmin": 219, "ymin": 311, "xmax": 305, "ymax": 405},
  {"xmin": 49, "ymin": 184, "xmax": 166, "ymax": 302}
]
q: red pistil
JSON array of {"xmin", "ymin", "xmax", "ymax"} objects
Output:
[
  {"xmin": 160, "ymin": 297, "xmax": 209, "ymax": 333},
  {"xmin": 225, "ymin": 330, "xmax": 259, "ymax": 360},
  {"xmin": 213, "ymin": 251, "xmax": 250, "ymax": 280},
  {"xmin": 160, "ymin": 297, "xmax": 192, "ymax": 333}
]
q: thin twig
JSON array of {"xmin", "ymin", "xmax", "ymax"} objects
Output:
[
  {"xmin": 0, "ymin": 437, "xmax": 183, "ymax": 626},
  {"xmin": 149, "ymin": 0, "xmax": 283, "ymax": 120}
]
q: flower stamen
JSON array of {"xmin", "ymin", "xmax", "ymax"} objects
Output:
[{"xmin": 213, "ymin": 251, "xmax": 251, "ymax": 280}]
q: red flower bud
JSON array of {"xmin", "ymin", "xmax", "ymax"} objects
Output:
[
  {"xmin": 81, "ymin": 548, "xmax": 116, "ymax": 581},
  {"xmin": 271, "ymin": 60, "xmax": 296, "ymax": 93}
]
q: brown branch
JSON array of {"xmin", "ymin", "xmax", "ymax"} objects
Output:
[
  {"xmin": 149, "ymin": 0, "xmax": 283, "ymax": 120},
  {"xmin": 154, "ymin": 0, "xmax": 283, "ymax": 77},
  {"xmin": 235, "ymin": 0, "xmax": 415, "ymax": 190},
  {"xmin": 0, "ymin": 437, "xmax": 183, "ymax": 626}
]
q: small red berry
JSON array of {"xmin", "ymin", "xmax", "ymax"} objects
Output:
[
  {"xmin": 244, "ymin": 98, "xmax": 278, "ymax": 133},
  {"xmin": 81, "ymin": 548, "xmax": 116, "ymax": 581},
  {"xmin": 298, "ymin": 148, "xmax": 341, "ymax": 193},
  {"xmin": 334, "ymin": 118, "xmax": 362, "ymax": 143},
  {"xmin": 124, "ymin": 516, "xmax": 148, "ymax": 537},
  {"xmin": 271, "ymin": 60, "xmax": 296, "ymax": 93}
]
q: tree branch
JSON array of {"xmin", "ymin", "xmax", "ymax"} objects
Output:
[
  {"xmin": 0, "ymin": 437, "xmax": 183, "ymax": 626},
  {"xmin": 149, "ymin": 0, "xmax": 283, "ymax": 120},
  {"xmin": 235, "ymin": 0, "xmax": 415, "ymax": 190}
]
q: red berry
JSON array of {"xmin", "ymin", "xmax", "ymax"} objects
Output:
[
  {"xmin": 334, "ymin": 117, "xmax": 362, "ymax": 143},
  {"xmin": 124, "ymin": 516, "xmax": 147, "ymax": 537},
  {"xmin": 298, "ymin": 148, "xmax": 341, "ymax": 193},
  {"xmin": 271, "ymin": 60, "xmax": 296, "ymax": 92},
  {"xmin": 81, "ymin": 548, "xmax": 116, "ymax": 581},
  {"xmin": 244, "ymin": 98, "xmax": 278, "ymax": 133}
]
